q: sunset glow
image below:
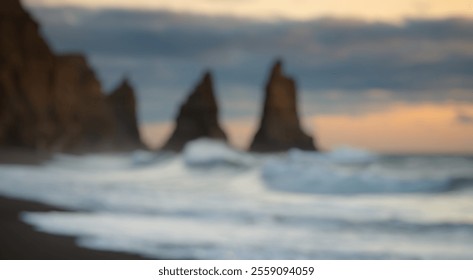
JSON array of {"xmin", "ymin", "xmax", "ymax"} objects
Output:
[
  {"xmin": 142, "ymin": 103, "xmax": 473, "ymax": 153},
  {"xmin": 25, "ymin": 0, "xmax": 473, "ymax": 21},
  {"xmin": 313, "ymin": 103, "xmax": 473, "ymax": 153}
]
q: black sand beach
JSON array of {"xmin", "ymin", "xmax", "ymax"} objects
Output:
[
  {"xmin": 0, "ymin": 196, "xmax": 145, "ymax": 260},
  {"xmin": 0, "ymin": 148, "xmax": 51, "ymax": 165}
]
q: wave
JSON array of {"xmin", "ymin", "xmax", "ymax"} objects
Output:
[
  {"xmin": 262, "ymin": 148, "xmax": 473, "ymax": 195},
  {"xmin": 21, "ymin": 208, "xmax": 473, "ymax": 260},
  {"xmin": 2, "ymin": 141, "xmax": 473, "ymax": 259},
  {"xmin": 270, "ymin": 213, "xmax": 473, "ymax": 234},
  {"xmin": 183, "ymin": 139, "xmax": 255, "ymax": 168}
]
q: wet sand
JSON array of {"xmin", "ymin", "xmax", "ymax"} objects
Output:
[{"xmin": 0, "ymin": 196, "xmax": 146, "ymax": 260}]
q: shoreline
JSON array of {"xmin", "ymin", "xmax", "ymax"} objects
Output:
[
  {"xmin": 0, "ymin": 148, "xmax": 51, "ymax": 166},
  {"xmin": 0, "ymin": 195, "xmax": 146, "ymax": 260}
]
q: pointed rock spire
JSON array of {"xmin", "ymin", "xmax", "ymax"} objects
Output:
[
  {"xmin": 107, "ymin": 77, "xmax": 144, "ymax": 149},
  {"xmin": 162, "ymin": 71, "xmax": 227, "ymax": 152},
  {"xmin": 249, "ymin": 60, "xmax": 317, "ymax": 152}
]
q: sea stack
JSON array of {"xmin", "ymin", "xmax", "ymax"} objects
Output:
[
  {"xmin": 162, "ymin": 71, "xmax": 227, "ymax": 152},
  {"xmin": 249, "ymin": 60, "xmax": 317, "ymax": 152},
  {"xmin": 107, "ymin": 78, "xmax": 144, "ymax": 150},
  {"xmin": 0, "ymin": 0, "xmax": 143, "ymax": 153}
]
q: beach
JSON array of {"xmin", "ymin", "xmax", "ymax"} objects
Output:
[{"xmin": 0, "ymin": 196, "xmax": 145, "ymax": 260}]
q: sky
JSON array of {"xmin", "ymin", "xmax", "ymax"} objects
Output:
[
  {"xmin": 24, "ymin": 0, "xmax": 473, "ymax": 153},
  {"xmin": 25, "ymin": 0, "xmax": 473, "ymax": 21}
]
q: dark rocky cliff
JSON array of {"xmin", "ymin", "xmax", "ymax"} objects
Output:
[
  {"xmin": 0, "ymin": 0, "xmax": 143, "ymax": 153},
  {"xmin": 249, "ymin": 60, "xmax": 317, "ymax": 152}
]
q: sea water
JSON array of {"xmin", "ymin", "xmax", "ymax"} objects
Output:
[{"xmin": 1, "ymin": 139, "xmax": 473, "ymax": 259}]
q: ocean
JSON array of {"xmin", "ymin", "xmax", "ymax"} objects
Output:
[{"xmin": 1, "ymin": 139, "xmax": 473, "ymax": 259}]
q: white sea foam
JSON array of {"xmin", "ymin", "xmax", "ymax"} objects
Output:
[
  {"xmin": 1, "ymin": 140, "xmax": 473, "ymax": 259},
  {"xmin": 321, "ymin": 145, "xmax": 378, "ymax": 164},
  {"xmin": 262, "ymin": 148, "xmax": 451, "ymax": 194},
  {"xmin": 183, "ymin": 138, "xmax": 254, "ymax": 167}
]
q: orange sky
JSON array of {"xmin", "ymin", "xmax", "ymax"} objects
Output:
[
  {"xmin": 312, "ymin": 103, "xmax": 473, "ymax": 154},
  {"xmin": 26, "ymin": 0, "xmax": 473, "ymax": 21},
  {"xmin": 141, "ymin": 103, "xmax": 473, "ymax": 154}
]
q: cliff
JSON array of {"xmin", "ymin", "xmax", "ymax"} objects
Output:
[
  {"xmin": 249, "ymin": 60, "xmax": 317, "ymax": 152},
  {"xmin": 0, "ymin": 0, "xmax": 143, "ymax": 153}
]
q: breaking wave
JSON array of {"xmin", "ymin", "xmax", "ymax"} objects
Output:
[{"xmin": 1, "ymin": 139, "xmax": 473, "ymax": 259}]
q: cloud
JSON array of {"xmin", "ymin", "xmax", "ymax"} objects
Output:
[
  {"xmin": 456, "ymin": 111, "xmax": 473, "ymax": 124},
  {"xmin": 26, "ymin": 6, "xmax": 473, "ymax": 122},
  {"xmin": 29, "ymin": 7, "xmax": 473, "ymax": 90}
]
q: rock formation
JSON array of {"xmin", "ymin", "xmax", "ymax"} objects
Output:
[
  {"xmin": 0, "ymin": 0, "xmax": 143, "ymax": 153},
  {"xmin": 162, "ymin": 71, "xmax": 227, "ymax": 152},
  {"xmin": 50, "ymin": 54, "xmax": 117, "ymax": 152},
  {"xmin": 107, "ymin": 78, "xmax": 144, "ymax": 150},
  {"xmin": 249, "ymin": 60, "xmax": 317, "ymax": 152},
  {"xmin": 1, "ymin": 0, "xmax": 57, "ymax": 149}
]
